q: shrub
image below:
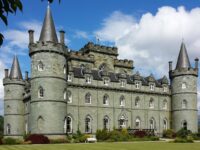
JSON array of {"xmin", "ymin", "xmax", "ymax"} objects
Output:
[
  {"xmin": 50, "ymin": 138, "xmax": 70, "ymax": 144},
  {"xmin": 96, "ymin": 129, "xmax": 109, "ymax": 141},
  {"xmin": 176, "ymin": 128, "xmax": 192, "ymax": 138},
  {"xmin": 133, "ymin": 130, "xmax": 147, "ymax": 138},
  {"xmin": 174, "ymin": 137, "xmax": 193, "ymax": 143},
  {"xmin": 25, "ymin": 134, "xmax": 50, "ymax": 144},
  {"xmin": 2, "ymin": 137, "xmax": 21, "ymax": 145},
  {"xmin": 163, "ymin": 129, "xmax": 176, "ymax": 138}
]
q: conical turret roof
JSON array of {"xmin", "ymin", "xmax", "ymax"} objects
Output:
[
  {"xmin": 176, "ymin": 42, "xmax": 191, "ymax": 69},
  {"xmin": 39, "ymin": 5, "xmax": 58, "ymax": 42},
  {"xmin": 9, "ymin": 56, "xmax": 23, "ymax": 80}
]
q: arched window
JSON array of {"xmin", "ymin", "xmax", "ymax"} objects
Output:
[
  {"xmin": 103, "ymin": 94, "xmax": 109, "ymax": 105},
  {"xmin": 135, "ymin": 117, "xmax": 141, "ymax": 129},
  {"xmin": 120, "ymin": 95, "xmax": 125, "ymax": 106},
  {"xmin": 149, "ymin": 98, "xmax": 154, "ymax": 108},
  {"xmin": 38, "ymin": 86, "xmax": 44, "ymax": 98},
  {"xmin": 135, "ymin": 97, "xmax": 140, "ymax": 107},
  {"xmin": 163, "ymin": 100, "xmax": 167, "ymax": 109},
  {"xmin": 182, "ymin": 120, "xmax": 187, "ymax": 130},
  {"xmin": 85, "ymin": 116, "xmax": 92, "ymax": 133},
  {"xmin": 119, "ymin": 115, "xmax": 126, "ymax": 129},
  {"xmin": 103, "ymin": 116, "xmax": 109, "ymax": 130},
  {"xmin": 7, "ymin": 105, "xmax": 11, "ymax": 113},
  {"xmin": 163, "ymin": 119, "xmax": 167, "ymax": 130},
  {"xmin": 64, "ymin": 89, "xmax": 67, "ymax": 100},
  {"xmin": 64, "ymin": 116, "xmax": 72, "ymax": 133},
  {"xmin": 37, "ymin": 116, "xmax": 44, "ymax": 131},
  {"xmin": 85, "ymin": 93, "xmax": 91, "ymax": 104},
  {"xmin": 67, "ymin": 91, "xmax": 72, "ymax": 103},
  {"xmin": 6, "ymin": 124, "xmax": 11, "ymax": 135},
  {"xmin": 150, "ymin": 118, "xmax": 155, "ymax": 129},
  {"xmin": 182, "ymin": 100, "xmax": 187, "ymax": 109},
  {"xmin": 182, "ymin": 82, "xmax": 187, "ymax": 89},
  {"xmin": 63, "ymin": 65, "xmax": 66, "ymax": 74},
  {"xmin": 25, "ymin": 121, "xmax": 28, "ymax": 134},
  {"xmin": 38, "ymin": 61, "xmax": 44, "ymax": 71}
]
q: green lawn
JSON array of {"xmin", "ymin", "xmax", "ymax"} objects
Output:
[{"xmin": 0, "ymin": 142, "xmax": 200, "ymax": 150}]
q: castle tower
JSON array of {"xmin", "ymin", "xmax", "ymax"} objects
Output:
[
  {"xmin": 169, "ymin": 42, "xmax": 198, "ymax": 132},
  {"xmin": 28, "ymin": 5, "xmax": 68, "ymax": 138},
  {"xmin": 3, "ymin": 56, "xmax": 25, "ymax": 138}
]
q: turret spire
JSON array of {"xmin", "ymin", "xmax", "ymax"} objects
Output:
[
  {"xmin": 39, "ymin": 5, "xmax": 58, "ymax": 42},
  {"xmin": 9, "ymin": 55, "xmax": 23, "ymax": 80},
  {"xmin": 176, "ymin": 42, "xmax": 191, "ymax": 69}
]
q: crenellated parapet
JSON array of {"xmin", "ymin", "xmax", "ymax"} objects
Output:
[
  {"xmin": 169, "ymin": 68, "xmax": 198, "ymax": 79},
  {"xmin": 114, "ymin": 59, "xmax": 134, "ymax": 69},
  {"xmin": 69, "ymin": 51, "xmax": 95, "ymax": 63},
  {"xmin": 80, "ymin": 42, "xmax": 118, "ymax": 56}
]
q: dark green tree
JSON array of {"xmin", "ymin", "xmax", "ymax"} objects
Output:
[
  {"xmin": 0, "ymin": 115, "xmax": 3, "ymax": 137},
  {"xmin": 0, "ymin": 0, "xmax": 60, "ymax": 46}
]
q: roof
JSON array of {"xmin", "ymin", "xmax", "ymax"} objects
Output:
[{"xmin": 9, "ymin": 56, "xmax": 23, "ymax": 80}]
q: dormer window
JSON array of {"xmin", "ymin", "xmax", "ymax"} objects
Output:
[
  {"xmin": 104, "ymin": 78, "xmax": 109, "ymax": 86},
  {"xmin": 135, "ymin": 81, "xmax": 140, "ymax": 89},
  {"xmin": 163, "ymin": 86, "xmax": 167, "ymax": 92},
  {"xmin": 38, "ymin": 61, "xmax": 44, "ymax": 71},
  {"xmin": 120, "ymin": 80, "xmax": 126, "ymax": 87},
  {"xmin": 182, "ymin": 82, "xmax": 187, "ymax": 89},
  {"xmin": 86, "ymin": 76, "xmax": 92, "ymax": 84},
  {"xmin": 67, "ymin": 74, "xmax": 72, "ymax": 82},
  {"xmin": 150, "ymin": 84, "xmax": 155, "ymax": 91}
]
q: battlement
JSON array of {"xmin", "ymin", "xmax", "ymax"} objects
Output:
[
  {"xmin": 114, "ymin": 59, "xmax": 134, "ymax": 69},
  {"xmin": 169, "ymin": 68, "xmax": 198, "ymax": 78},
  {"xmin": 80, "ymin": 42, "xmax": 118, "ymax": 56},
  {"xmin": 69, "ymin": 51, "xmax": 95, "ymax": 62}
]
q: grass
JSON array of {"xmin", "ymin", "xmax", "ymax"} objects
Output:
[{"xmin": 0, "ymin": 142, "xmax": 200, "ymax": 150}]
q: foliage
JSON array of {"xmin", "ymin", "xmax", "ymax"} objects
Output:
[
  {"xmin": 96, "ymin": 129, "xmax": 109, "ymax": 141},
  {"xmin": 72, "ymin": 130, "xmax": 89, "ymax": 143},
  {"xmin": 2, "ymin": 137, "xmax": 21, "ymax": 145},
  {"xmin": 50, "ymin": 138, "xmax": 70, "ymax": 144},
  {"xmin": 0, "ymin": 116, "xmax": 4, "ymax": 136},
  {"xmin": 173, "ymin": 136, "xmax": 194, "ymax": 143},
  {"xmin": 163, "ymin": 129, "xmax": 176, "ymax": 138},
  {"xmin": 25, "ymin": 134, "xmax": 50, "ymax": 144},
  {"xmin": 176, "ymin": 128, "xmax": 192, "ymax": 138},
  {"xmin": 133, "ymin": 130, "xmax": 148, "ymax": 138}
]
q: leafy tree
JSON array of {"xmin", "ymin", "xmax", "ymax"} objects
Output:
[
  {"xmin": 0, "ymin": 0, "xmax": 60, "ymax": 46},
  {"xmin": 0, "ymin": 116, "xmax": 3, "ymax": 136}
]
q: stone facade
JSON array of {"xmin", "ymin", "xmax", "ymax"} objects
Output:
[{"xmin": 3, "ymin": 7, "xmax": 199, "ymax": 139}]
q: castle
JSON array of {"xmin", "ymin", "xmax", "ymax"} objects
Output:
[{"xmin": 3, "ymin": 6, "xmax": 199, "ymax": 139}]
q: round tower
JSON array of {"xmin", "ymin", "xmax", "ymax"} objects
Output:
[
  {"xmin": 28, "ymin": 6, "xmax": 68, "ymax": 138},
  {"xmin": 3, "ymin": 56, "xmax": 25, "ymax": 138},
  {"xmin": 169, "ymin": 42, "xmax": 198, "ymax": 133}
]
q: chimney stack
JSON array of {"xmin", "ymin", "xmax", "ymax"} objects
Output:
[
  {"xmin": 28, "ymin": 30, "xmax": 34, "ymax": 44},
  {"xmin": 59, "ymin": 30, "xmax": 65, "ymax": 45}
]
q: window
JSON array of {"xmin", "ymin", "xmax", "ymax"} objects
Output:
[
  {"xmin": 38, "ymin": 61, "xmax": 44, "ymax": 71},
  {"xmin": 85, "ymin": 93, "xmax": 91, "ymax": 104},
  {"xmin": 6, "ymin": 124, "xmax": 11, "ymax": 135},
  {"xmin": 103, "ymin": 78, "xmax": 109, "ymax": 86},
  {"xmin": 64, "ymin": 116, "xmax": 72, "ymax": 133},
  {"xmin": 63, "ymin": 65, "xmax": 66, "ymax": 74},
  {"xmin": 67, "ymin": 91, "xmax": 72, "ymax": 103},
  {"xmin": 163, "ymin": 86, "xmax": 168, "ymax": 92},
  {"xmin": 85, "ymin": 116, "xmax": 92, "ymax": 133},
  {"xmin": 120, "ymin": 80, "xmax": 126, "ymax": 87},
  {"xmin": 103, "ymin": 94, "xmax": 109, "ymax": 105},
  {"xmin": 67, "ymin": 74, "xmax": 72, "ymax": 82},
  {"xmin": 182, "ymin": 99, "xmax": 187, "ymax": 109},
  {"xmin": 7, "ymin": 105, "xmax": 11, "ymax": 113},
  {"xmin": 162, "ymin": 100, "xmax": 167, "ymax": 110},
  {"xmin": 149, "ymin": 98, "xmax": 154, "ymax": 108},
  {"xmin": 38, "ymin": 87, "xmax": 44, "ymax": 98},
  {"xmin": 135, "ymin": 81, "xmax": 140, "ymax": 89},
  {"xmin": 120, "ymin": 96, "xmax": 125, "ymax": 106},
  {"xmin": 135, "ymin": 117, "xmax": 141, "ymax": 129},
  {"xmin": 86, "ymin": 76, "xmax": 92, "ymax": 84},
  {"xmin": 64, "ymin": 89, "xmax": 67, "ymax": 100},
  {"xmin": 182, "ymin": 120, "xmax": 187, "ymax": 130},
  {"xmin": 150, "ymin": 118, "xmax": 155, "ymax": 129},
  {"xmin": 150, "ymin": 84, "xmax": 155, "ymax": 91},
  {"xmin": 25, "ymin": 121, "xmax": 28, "ymax": 134},
  {"xmin": 119, "ymin": 115, "xmax": 126, "ymax": 129},
  {"xmin": 163, "ymin": 119, "xmax": 167, "ymax": 130},
  {"xmin": 37, "ymin": 116, "xmax": 44, "ymax": 131},
  {"xmin": 103, "ymin": 116, "xmax": 109, "ymax": 130},
  {"xmin": 135, "ymin": 97, "xmax": 140, "ymax": 108},
  {"xmin": 182, "ymin": 82, "xmax": 187, "ymax": 89}
]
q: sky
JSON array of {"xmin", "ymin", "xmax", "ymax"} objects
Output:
[{"xmin": 0, "ymin": 0, "xmax": 200, "ymax": 115}]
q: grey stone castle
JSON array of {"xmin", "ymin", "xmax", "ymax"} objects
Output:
[{"xmin": 3, "ymin": 6, "xmax": 199, "ymax": 139}]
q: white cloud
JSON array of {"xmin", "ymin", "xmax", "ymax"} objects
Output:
[
  {"xmin": 95, "ymin": 6, "xmax": 200, "ymax": 113},
  {"xmin": 74, "ymin": 30, "xmax": 89, "ymax": 39}
]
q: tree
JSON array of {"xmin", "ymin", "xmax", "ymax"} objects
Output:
[
  {"xmin": 0, "ymin": 116, "xmax": 3, "ymax": 137},
  {"xmin": 0, "ymin": 0, "xmax": 60, "ymax": 46}
]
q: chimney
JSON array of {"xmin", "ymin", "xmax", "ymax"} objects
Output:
[
  {"xmin": 25, "ymin": 71, "xmax": 29, "ymax": 80},
  {"xmin": 195, "ymin": 58, "xmax": 199, "ymax": 69},
  {"xmin": 169, "ymin": 61, "xmax": 173, "ymax": 71},
  {"xmin": 59, "ymin": 30, "xmax": 65, "ymax": 45},
  {"xmin": 4, "ymin": 69, "xmax": 9, "ymax": 78},
  {"xmin": 28, "ymin": 30, "xmax": 34, "ymax": 44}
]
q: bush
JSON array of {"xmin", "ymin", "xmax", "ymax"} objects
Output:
[
  {"xmin": 133, "ymin": 130, "xmax": 147, "ymax": 138},
  {"xmin": 176, "ymin": 128, "xmax": 191, "ymax": 138},
  {"xmin": 2, "ymin": 137, "xmax": 21, "ymax": 145},
  {"xmin": 25, "ymin": 134, "xmax": 50, "ymax": 144},
  {"xmin": 108, "ymin": 129, "xmax": 130, "ymax": 142},
  {"xmin": 50, "ymin": 138, "xmax": 70, "ymax": 144},
  {"xmin": 174, "ymin": 137, "xmax": 193, "ymax": 143},
  {"xmin": 163, "ymin": 129, "xmax": 176, "ymax": 138},
  {"xmin": 96, "ymin": 129, "xmax": 109, "ymax": 141}
]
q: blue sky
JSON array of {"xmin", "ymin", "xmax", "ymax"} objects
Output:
[{"xmin": 0, "ymin": 0, "xmax": 200, "ymax": 115}]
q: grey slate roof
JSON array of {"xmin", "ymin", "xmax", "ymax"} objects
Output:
[
  {"xmin": 176, "ymin": 42, "xmax": 191, "ymax": 69},
  {"xmin": 39, "ymin": 5, "xmax": 58, "ymax": 43},
  {"xmin": 9, "ymin": 56, "xmax": 23, "ymax": 80}
]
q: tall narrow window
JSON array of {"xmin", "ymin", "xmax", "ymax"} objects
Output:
[
  {"xmin": 103, "ymin": 94, "xmax": 109, "ymax": 105},
  {"xmin": 25, "ymin": 121, "xmax": 28, "ymax": 134},
  {"xmin": 38, "ymin": 61, "xmax": 44, "ymax": 71},
  {"xmin": 6, "ymin": 124, "xmax": 11, "ymax": 135},
  {"xmin": 163, "ymin": 119, "xmax": 167, "ymax": 130},
  {"xmin": 67, "ymin": 116, "xmax": 72, "ymax": 133},
  {"xmin": 182, "ymin": 100, "xmax": 187, "ymax": 109},
  {"xmin": 103, "ymin": 78, "xmax": 109, "ymax": 86},
  {"xmin": 135, "ymin": 117, "xmax": 141, "ymax": 129},
  {"xmin": 182, "ymin": 120, "xmax": 187, "ymax": 130},
  {"xmin": 119, "ymin": 115, "xmax": 126, "ymax": 129},
  {"xmin": 135, "ymin": 81, "xmax": 140, "ymax": 89},
  {"xmin": 63, "ymin": 65, "xmax": 66, "ymax": 74},
  {"xmin": 103, "ymin": 116, "xmax": 109, "ymax": 130},
  {"xmin": 150, "ymin": 84, "xmax": 155, "ymax": 91},
  {"xmin": 85, "ymin": 116, "xmax": 92, "ymax": 133},
  {"xmin": 37, "ymin": 116, "xmax": 44, "ymax": 131},
  {"xmin": 120, "ymin": 95, "xmax": 125, "ymax": 106},
  {"xmin": 67, "ymin": 74, "xmax": 72, "ymax": 82},
  {"xmin": 67, "ymin": 91, "xmax": 72, "ymax": 103},
  {"xmin": 86, "ymin": 76, "xmax": 92, "ymax": 84},
  {"xmin": 150, "ymin": 118, "xmax": 155, "ymax": 129},
  {"xmin": 64, "ymin": 89, "xmax": 67, "ymax": 100},
  {"xmin": 149, "ymin": 98, "xmax": 154, "ymax": 108},
  {"xmin": 162, "ymin": 100, "xmax": 167, "ymax": 110},
  {"xmin": 38, "ymin": 87, "xmax": 44, "ymax": 98},
  {"xmin": 163, "ymin": 86, "xmax": 167, "ymax": 92},
  {"xmin": 85, "ymin": 93, "xmax": 91, "ymax": 104},
  {"xmin": 120, "ymin": 80, "xmax": 126, "ymax": 87},
  {"xmin": 135, "ymin": 97, "xmax": 140, "ymax": 107}
]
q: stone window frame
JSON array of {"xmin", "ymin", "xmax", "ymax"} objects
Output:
[
  {"xmin": 163, "ymin": 86, "xmax": 168, "ymax": 92},
  {"xmin": 135, "ymin": 81, "xmax": 141, "ymax": 89},
  {"xmin": 38, "ymin": 61, "xmax": 44, "ymax": 71},
  {"xmin": 119, "ymin": 95, "xmax": 125, "ymax": 107},
  {"xmin": 120, "ymin": 80, "xmax": 126, "ymax": 87},
  {"xmin": 181, "ymin": 82, "xmax": 187, "ymax": 89},
  {"xmin": 182, "ymin": 99, "xmax": 187, "ymax": 109},
  {"xmin": 135, "ymin": 96, "xmax": 140, "ymax": 108},
  {"xmin": 149, "ymin": 117, "xmax": 156, "ymax": 130},
  {"xmin": 85, "ymin": 75, "xmax": 92, "ymax": 84},
  {"xmin": 6, "ymin": 123, "xmax": 11, "ymax": 135},
  {"xmin": 149, "ymin": 83, "xmax": 155, "ymax": 91},
  {"xmin": 64, "ymin": 116, "xmax": 73, "ymax": 134},
  {"xmin": 149, "ymin": 98, "xmax": 154, "ymax": 109},
  {"xmin": 103, "ymin": 116, "xmax": 110, "ymax": 130},
  {"xmin": 38, "ymin": 86, "xmax": 44, "ymax": 98},
  {"xmin": 85, "ymin": 93, "xmax": 92, "ymax": 104},
  {"xmin": 67, "ymin": 74, "xmax": 72, "ymax": 82},
  {"xmin": 85, "ymin": 115, "xmax": 92, "ymax": 133},
  {"xmin": 103, "ymin": 94, "xmax": 109, "ymax": 105},
  {"xmin": 135, "ymin": 117, "xmax": 141, "ymax": 129},
  {"xmin": 162, "ymin": 99, "xmax": 168, "ymax": 110},
  {"xmin": 103, "ymin": 78, "xmax": 109, "ymax": 86},
  {"xmin": 67, "ymin": 90, "xmax": 72, "ymax": 103},
  {"xmin": 63, "ymin": 64, "xmax": 67, "ymax": 74},
  {"xmin": 163, "ymin": 118, "xmax": 168, "ymax": 130}
]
